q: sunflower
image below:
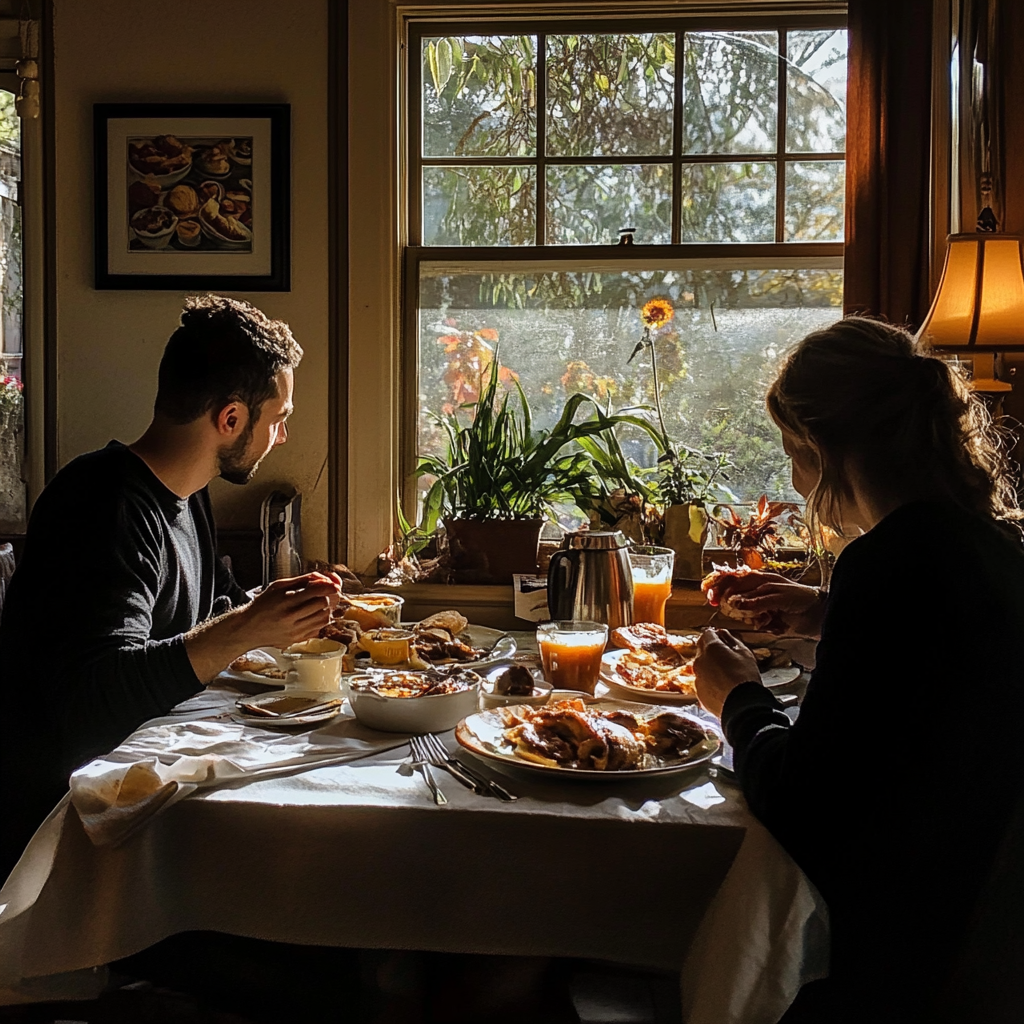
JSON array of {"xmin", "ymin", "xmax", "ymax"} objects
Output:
[{"xmin": 641, "ymin": 298, "xmax": 675, "ymax": 329}]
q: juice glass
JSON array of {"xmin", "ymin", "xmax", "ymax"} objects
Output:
[
  {"xmin": 628, "ymin": 546, "xmax": 674, "ymax": 626},
  {"xmin": 536, "ymin": 620, "xmax": 609, "ymax": 695}
]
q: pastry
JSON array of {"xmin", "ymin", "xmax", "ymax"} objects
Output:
[
  {"xmin": 176, "ymin": 220, "xmax": 201, "ymax": 246},
  {"xmin": 165, "ymin": 184, "xmax": 200, "ymax": 217}
]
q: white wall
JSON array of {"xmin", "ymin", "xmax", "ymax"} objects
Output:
[{"xmin": 52, "ymin": 0, "xmax": 331, "ymax": 557}]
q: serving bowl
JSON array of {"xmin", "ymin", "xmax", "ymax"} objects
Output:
[
  {"xmin": 347, "ymin": 672, "xmax": 481, "ymax": 733},
  {"xmin": 337, "ymin": 593, "xmax": 404, "ymax": 629},
  {"xmin": 130, "ymin": 207, "xmax": 178, "ymax": 249}
]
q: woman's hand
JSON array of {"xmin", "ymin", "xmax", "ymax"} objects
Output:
[
  {"xmin": 693, "ymin": 628, "xmax": 761, "ymax": 718},
  {"xmin": 709, "ymin": 571, "xmax": 825, "ymax": 638}
]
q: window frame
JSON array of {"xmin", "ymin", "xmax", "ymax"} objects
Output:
[{"xmin": 344, "ymin": 2, "xmax": 847, "ymax": 573}]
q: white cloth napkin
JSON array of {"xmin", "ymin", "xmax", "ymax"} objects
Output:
[{"xmin": 69, "ymin": 692, "xmax": 408, "ymax": 847}]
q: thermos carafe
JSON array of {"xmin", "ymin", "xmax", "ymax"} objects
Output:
[{"xmin": 546, "ymin": 530, "xmax": 634, "ymax": 630}]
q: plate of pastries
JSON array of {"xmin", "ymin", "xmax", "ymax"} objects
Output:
[
  {"xmin": 600, "ymin": 622, "xmax": 800, "ymax": 704},
  {"xmin": 318, "ymin": 609, "xmax": 516, "ymax": 673},
  {"xmin": 455, "ymin": 697, "xmax": 720, "ymax": 779}
]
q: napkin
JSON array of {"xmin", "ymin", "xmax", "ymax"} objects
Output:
[{"xmin": 70, "ymin": 710, "xmax": 407, "ymax": 847}]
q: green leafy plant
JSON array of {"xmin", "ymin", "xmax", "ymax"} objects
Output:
[
  {"xmin": 657, "ymin": 446, "xmax": 732, "ymax": 507},
  {"xmin": 402, "ymin": 354, "xmax": 626, "ymax": 554}
]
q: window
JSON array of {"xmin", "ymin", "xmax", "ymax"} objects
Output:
[
  {"xmin": 406, "ymin": 19, "xmax": 846, "ymax": 520},
  {"xmin": 0, "ymin": 82, "xmax": 22, "ymax": 531}
]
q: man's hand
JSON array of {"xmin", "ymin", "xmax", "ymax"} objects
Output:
[
  {"xmin": 238, "ymin": 573, "xmax": 343, "ymax": 649},
  {"xmin": 185, "ymin": 572, "xmax": 343, "ymax": 684},
  {"xmin": 693, "ymin": 628, "xmax": 761, "ymax": 718},
  {"xmin": 709, "ymin": 571, "xmax": 825, "ymax": 638}
]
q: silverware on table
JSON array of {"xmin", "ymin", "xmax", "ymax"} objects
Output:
[
  {"xmin": 422, "ymin": 733, "xmax": 517, "ymax": 802},
  {"xmin": 407, "ymin": 736, "xmax": 447, "ymax": 805}
]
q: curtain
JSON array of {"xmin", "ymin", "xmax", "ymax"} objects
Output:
[{"xmin": 843, "ymin": 0, "xmax": 935, "ymax": 328}]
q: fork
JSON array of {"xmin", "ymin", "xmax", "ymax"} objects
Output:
[
  {"xmin": 422, "ymin": 733, "xmax": 517, "ymax": 802},
  {"xmin": 407, "ymin": 736, "xmax": 447, "ymax": 805}
]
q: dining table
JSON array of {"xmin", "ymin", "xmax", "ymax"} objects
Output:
[{"xmin": 0, "ymin": 631, "xmax": 828, "ymax": 1024}]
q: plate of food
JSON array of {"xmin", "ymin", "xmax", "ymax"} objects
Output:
[
  {"xmin": 234, "ymin": 690, "xmax": 346, "ymax": 727},
  {"xmin": 319, "ymin": 610, "xmax": 516, "ymax": 673},
  {"xmin": 456, "ymin": 698, "xmax": 719, "ymax": 780},
  {"xmin": 600, "ymin": 623, "xmax": 800, "ymax": 703},
  {"xmin": 222, "ymin": 649, "xmax": 290, "ymax": 686}
]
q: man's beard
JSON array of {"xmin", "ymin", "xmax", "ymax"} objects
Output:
[{"xmin": 218, "ymin": 424, "xmax": 262, "ymax": 485}]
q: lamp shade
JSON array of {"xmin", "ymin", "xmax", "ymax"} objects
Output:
[{"xmin": 917, "ymin": 234, "xmax": 1024, "ymax": 349}]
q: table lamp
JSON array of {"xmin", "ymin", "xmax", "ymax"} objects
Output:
[{"xmin": 917, "ymin": 233, "xmax": 1024, "ymax": 392}]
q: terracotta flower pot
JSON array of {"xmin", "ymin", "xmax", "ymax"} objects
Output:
[
  {"xmin": 663, "ymin": 503, "xmax": 710, "ymax": 581},
  {"xmin": 444, "ymin": 518, "xmax": 543, "ymax": 584}
]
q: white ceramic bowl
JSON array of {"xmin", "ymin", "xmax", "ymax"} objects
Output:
[
  {"xmin": 281, "ymin": 638, "xmax": 346, "ymax": 692},
  {"xmin": 130, "ymin": 208, "xmax": 178, "ymax": 249},
  {"xmin": 338, "ymin": 593, "xmax": 405, "ymax": 628},
  {"xmin": 347, "ymin": 674, "xmax": 480, "ymax": 733},
  {"xmin": 479, "ymin": 666, "xmax": 552, "ymax": 710}
]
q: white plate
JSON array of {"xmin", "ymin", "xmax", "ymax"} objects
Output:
[
  {"xmin": 346, "ymin": 624, "xmax": 516, "ymax": 673},
  {"xmin": 219, "ymin": 647, "xmax": 290, "ymax": 687},
  {"xmin": 600, "ymin": 649, "xmax": 801, "ymax": 705},
  {"xmin": 455, "ymin": 699, "xmax": 720, "ymax": 781},
  {"xmin": 233, "ymin": 689, "xmax": 345, "ymax": 727}
]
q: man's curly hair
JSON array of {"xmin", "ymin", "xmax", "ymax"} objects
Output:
[{"xmin": 154, "ymin": 295, "xmax": 302, "ymax": 425}]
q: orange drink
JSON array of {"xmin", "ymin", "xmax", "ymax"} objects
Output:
[
  {"xmin": 632, "ymin": 578, "xmax": 673, "ymax": 625},
  {"xmin": 536, "ymin": 620, "xmax": 609, "ymax": 695},
  {"xmin": 627, "ymin": 546, "xmax": 674, "ymax": 626}
]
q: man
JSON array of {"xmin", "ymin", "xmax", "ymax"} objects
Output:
[{"xmin": 0, "ymin": 295, "xmax": 339, "ymax": 877}]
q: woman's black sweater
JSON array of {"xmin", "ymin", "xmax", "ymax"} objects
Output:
[{"xmin": 722, "ymin": 500, "xmax": 1024, "ymax": 1021}]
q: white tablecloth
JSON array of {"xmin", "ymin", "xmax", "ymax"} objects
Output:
[{"xmin": 0, "ymin": 685, "xmax": 828, "ymax": 1024}]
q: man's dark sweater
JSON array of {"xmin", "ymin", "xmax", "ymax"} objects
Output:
[
  {"xmin": 0, "ymin": 442, "xmax": 247, "ymax": 875},
  {"xmin": 722, "ymin": 500, "xmax": 1024, "ymax": 1021}
]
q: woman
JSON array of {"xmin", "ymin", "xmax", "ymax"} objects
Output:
[{"xmin": 693, "ymin": 317, "xmax": 1024, "ymax": 1023}]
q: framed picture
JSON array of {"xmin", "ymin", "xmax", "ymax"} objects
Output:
[{"xmin": 94, "ymin": 103, "xmax": 290, "ymax": 290}]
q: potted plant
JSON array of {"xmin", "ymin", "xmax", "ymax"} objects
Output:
[
  {"xmin": 407, "ymin": 354, "xmax": 623, "ymax": 583},
  {"xmin": 713, "ymin": 494, "xmax": 801, "ymax": 570},
  {"xmin": 657, "ymin": 446, "xmax": 732, "ymax": 580}
]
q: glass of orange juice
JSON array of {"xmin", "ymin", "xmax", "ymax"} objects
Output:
[
  {"xmin": 627, "ymin": 546, "xmax": 674, "ymax": 626},
  {"xmin": 536, "ymin": 620, "xmax": 609, "ymax": 695}
]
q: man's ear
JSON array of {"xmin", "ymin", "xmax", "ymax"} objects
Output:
[{"xmin": 213, "ymin": 401, "xmax": 248, "ymax": 438}]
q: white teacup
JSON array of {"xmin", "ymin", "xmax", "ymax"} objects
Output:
[{"xmin": 281, "ymin": 638, "xmax": 346, "ymax": 692}]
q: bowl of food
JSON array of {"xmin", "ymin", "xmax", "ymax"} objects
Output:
[
  {"xmin": 480, "ymin": 664, "xmax": 552, "ymax": 710},
  {"xmin": 127, "ymin": 134, "xmax": 193, "ymax": 186},
  {"xmin": 336, "ymin": 593, "xmax": 405, "ymax": 630},
  {"xmin": 280, "ymin": 637, "xmax": 346, "ymax": 692},
  {"xmin": 175, "ymin": 219, "xmax": 202, "ymax": 247},
  {"xmin": 225, "ymin": 138, "xmax": 252, "ymax": 166},
  {"xmin": 130, "ymin": 206, "xmax": 178, "ymax": 249},
  {"xmin": 195, "ymin": 143, "xmax": 232, "ymax": 178},
  {"xmin": 199, "ymin": 198, "xmax": 253, "ymax": 250},
  {"xmin": 348, "ymin": 668, "xmax": 482, "ymax": 733}
]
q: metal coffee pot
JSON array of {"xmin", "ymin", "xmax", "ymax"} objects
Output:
[{"xmin": 546, "ymin": 530, "xmax": 634, "ymax": 630}]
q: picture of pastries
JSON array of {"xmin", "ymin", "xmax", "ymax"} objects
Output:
[{"xmin": 124, "ymin": 135, "xmax": 254, "ymax": 254}]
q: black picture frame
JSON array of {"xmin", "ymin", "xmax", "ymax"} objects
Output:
[{"xmin": 94, "ymin": 103, "xmax": 290, "ymax": 291}]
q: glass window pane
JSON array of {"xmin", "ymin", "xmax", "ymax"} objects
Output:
[
  {"xmin": 422, "ymin": 35, "xmax": 537, "ymax": 158},
  {"xmin": 0, "ymin": 90, "xmax": 23, "ymax": 531},
  {"xmin": 683, "ymin": 32, "xmax": 778, "ymax": 154},
  {"xmin": 418, "ymin": 266, "xmax": 843, "ymax": 511},
  {"xmin": 423, "ymin": 166, "xmax": 536, "ymax": 246},
  {"xmin": 680, "ymin": 163, "xmax": 776, "ymax": 242},
  {"xmin": 545, "ymin": 33, "xmax": 675, "ymax": 157},
  {"xmin": 785, "ymin": 160, "xmax": 845, "ymax": 240},
  {"xmin": 546, "ymin": 164, "xmax": 672, "ymax": 245},
  {"xmin": 786, "ymin": 30, "xmax": 847, "ymax": 153}
]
